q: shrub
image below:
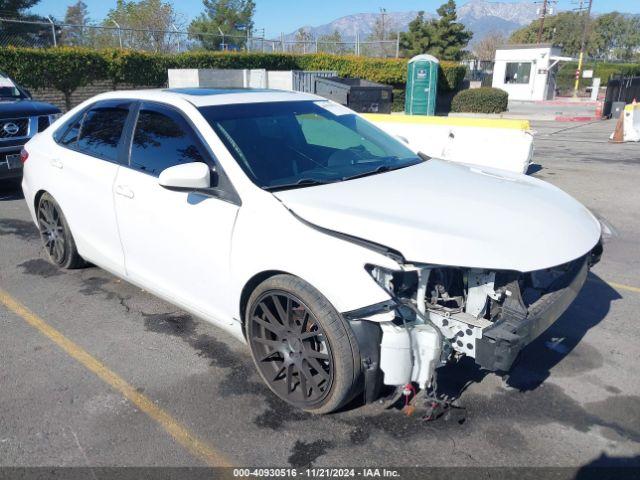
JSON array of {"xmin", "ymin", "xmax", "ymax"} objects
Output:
[
  {"xmin": 0, "ymin": 47, "xmax": 468, "ymax": 110},
  {"xmin": 451, "ymin": 87, "xmax": 508, "ymax": 113},
  {"xmin": 556, "ymin": 61, "xmax": 640, "ymax": 91},
  {"xmin": 0, "ymin": 46, "xmax": 107, "ymax": 110}
]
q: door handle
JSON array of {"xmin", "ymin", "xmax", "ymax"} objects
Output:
[
  {"xmin": 50, "ymin": 159, "xmax": 63, "ymax": 169},
  {"xmin": 115, "ymin": 185, "xmax": 134, "ymax": 199}
]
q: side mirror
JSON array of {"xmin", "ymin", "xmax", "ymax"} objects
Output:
[{"xmin": 158, "ymin": 162, "xmax": 213, "ymax": 192}]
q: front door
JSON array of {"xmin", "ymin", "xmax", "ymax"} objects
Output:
[{"xmin": 113, "ymin": 102, "xmax": 240, "ymax": 325}]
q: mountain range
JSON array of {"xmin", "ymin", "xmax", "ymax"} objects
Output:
[{"xmin": 284, "ymin": 0, "xmax": 542, "ymax": 45}]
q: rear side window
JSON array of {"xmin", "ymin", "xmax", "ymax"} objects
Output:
[
  {"xmin": 75, "ymin": 106, "xmax": 129, "ymax": 162},
  {"xmin": 130, "ymin": 107, "xmax": 206, "ymax": 176},
  {"xmin": 58, "ymin": 119, "xmax": 82, "ymax": 146}
]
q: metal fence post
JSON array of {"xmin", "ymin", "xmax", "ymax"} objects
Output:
[{"xmin": 396, "ymin": 32, "xmax": 400, "ymax": 58}]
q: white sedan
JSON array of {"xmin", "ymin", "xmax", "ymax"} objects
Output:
[{"xmin": 21, "ymin": 89, "xmax": 602, "ymax": 414}]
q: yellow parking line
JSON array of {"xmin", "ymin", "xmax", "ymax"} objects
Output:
[
  {"xmin": 607, "ymin": 281, "xmax": 640, "ymax": 294},
  {"xmin": 0, "ymin": 287, "xmax": 233, "ymax": 468}
]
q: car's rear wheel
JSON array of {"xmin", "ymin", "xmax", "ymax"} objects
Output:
[
  {"xmin": 37, "ymin": 192, "xmax": 85, "ymax": 269},
  {"xmin": 246, "ymin": 275, "xmax": 360, "ymax": 414}
]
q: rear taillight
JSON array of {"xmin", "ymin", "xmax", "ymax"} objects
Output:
[{"xmin": 20, "ymin": 148, "xmax": 28, "ymax": 163}]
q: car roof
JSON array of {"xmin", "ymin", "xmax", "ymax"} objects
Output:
[{"xmin": 93, "ymin": 88, "xmax": 323, "ymax": 107}]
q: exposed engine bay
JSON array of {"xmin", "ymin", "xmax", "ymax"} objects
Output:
[{"xmin": 343, "ymin": 241, "xmax": 603, "ymax": 411}]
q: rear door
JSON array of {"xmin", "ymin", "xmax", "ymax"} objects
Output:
[
  {"xmin": 113, "ymin": 102, "xmax": 240, "ymax": 325},
  {"xmin": 49, "ymin": 100, "xmax": 133, "ymax": 275}
]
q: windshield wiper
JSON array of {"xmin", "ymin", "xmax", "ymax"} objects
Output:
[
  {"xmin": 265, "ymin": 178, "xmax": 331, "ymax": 192},
  {"xmin": 341, "ymin": 165, "xmax": 392, "ymax": 181},
  {"xmin": 341, "ymin": 158, "xmax": 427, "ymax": 182}
]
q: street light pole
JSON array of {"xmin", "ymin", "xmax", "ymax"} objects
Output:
[
  {"xmin": 111, "ymin": 20, "xmax": 122, "ymax": 48},
  {"xmin": 47, "ymin": 16, "xmax": 57, "ymax": 47},
  {"xmin": 573, "ymin": 0, "xmax": 594, "ymax": 97}
]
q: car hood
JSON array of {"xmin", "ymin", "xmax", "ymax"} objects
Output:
[
  {"xmin": 0, "ymin": 99, "xmax": 60, "ymax": 119},
  {"xmin": 273, "ymin": 159, "xmax": 601, "ymax": 272}
]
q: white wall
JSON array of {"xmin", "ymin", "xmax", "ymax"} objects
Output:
[
  {"xmin": 492, "ymin": 47, "xmax": 560, "ymax": 101},
  {"xmin": 167, "ymin": 69, "xmax": 297, "ymax": 91}
]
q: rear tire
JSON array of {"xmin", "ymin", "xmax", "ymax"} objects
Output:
[
  {"xmin": 36, "ymin": 192, "xmax": 86, "ymax": 269},
  {"xmin": 245, "ymin": 274, "xmax": 361, "ymax": 414}
]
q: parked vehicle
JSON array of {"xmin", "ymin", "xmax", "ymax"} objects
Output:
[
  {"xmin": 21, "ymin": 89, "xmax": 602, "ymax": 414},
  {"xmin": 0, "ymin": 72, "xmax": 60, "ymax": 182}
]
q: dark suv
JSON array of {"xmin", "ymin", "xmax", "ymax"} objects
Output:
[{"xmin": 0, "ymin": 71, "xmax": 60, "ymax": 182}]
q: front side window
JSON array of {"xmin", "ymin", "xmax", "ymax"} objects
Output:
[
  {"xmin": 75, "ymin": 104, "xmax": 130, "ymax": 161},
  {"xmin": 130, "ymin": 107, "xmax": 206, "ymax": 176},
  {"xmin": 198, "ymin": 101, "xmax": 422, "ymax": 191},
  {"xmin": 505, "ymin": 62, "xmax": 532, "ymax": 84}
]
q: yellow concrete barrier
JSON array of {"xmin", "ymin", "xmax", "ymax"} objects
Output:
[{"xmin": 363, "ymin": 114, "xmax": 534, "ymax": 174}]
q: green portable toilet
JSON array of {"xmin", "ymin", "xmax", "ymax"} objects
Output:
[{"xmin": 405, "ymin": 54, "xmax": 439, "ymax": 115}]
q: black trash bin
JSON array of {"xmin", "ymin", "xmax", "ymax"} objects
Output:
[{"xmin": 314, "ymin": 77, "xmax": 393, "ymax": 114}]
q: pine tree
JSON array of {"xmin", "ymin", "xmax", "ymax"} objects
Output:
[{"xmin": 399, "ymin": 1, "xmax": 472, "ymax": 60}]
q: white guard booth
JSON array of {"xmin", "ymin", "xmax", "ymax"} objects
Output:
[{"xmin": 492, "ymin": 44, "xmax": 572, "ymax": 101}]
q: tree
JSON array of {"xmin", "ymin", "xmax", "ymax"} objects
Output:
[
  {"xmin": 293, "ymin": 28, "xmax": 311, "ymax": 53},
  {"xmin": 0, "ymin": 0, "xmax": 53, "ymax": 46},
  {"xmin": 400, "ymin": 1, "xmax": 472, "ymax": 60},
  {"xmin": 100, "ymin": 0, "xmax": 184, "ymax": 52},
  {"xmin": 474, "ymin": 31, "xmax": 506, "ymax": 61},
  {"xmin": 317, "ymin": 30, "xmax": 345, "ymax": 55},
  {"xmin": 509, "ymin": 12, "xmax": 601, "ymax": 57},
  {"xmin": 188, "ymin": 0, "xmax": 255, "ymax": 51},
  {"xmin": 593, "ymin": 12, "xmax": 640, "ymax": 61},
  {"xmin": 61, "ymin": 1, "xmax": 90, "ymax": 46},
  {"xmin": 364, "ymin": 15, "xmax": 397, "ymax": 58}
]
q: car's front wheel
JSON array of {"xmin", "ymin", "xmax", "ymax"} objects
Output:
[
  {"xmin": 246, "ymin": 274, "xmax": 361, "ymax": 414},
  {"xmin": 36, "ymin": 192, "xmax": 85, "ymax": 269}
]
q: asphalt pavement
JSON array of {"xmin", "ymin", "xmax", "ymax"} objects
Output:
[{"xmin": 0, "ymin": 119, "xmax": 639, "ymax": 473}]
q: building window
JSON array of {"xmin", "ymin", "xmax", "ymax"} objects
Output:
[{"xmin": 505, "ymin": 62, "xmax": 532, "ymax": 84}]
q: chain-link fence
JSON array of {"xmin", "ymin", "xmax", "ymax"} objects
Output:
[{"xmin": 0, "ymin": 17, "xmax": 400, "ymax": 57}]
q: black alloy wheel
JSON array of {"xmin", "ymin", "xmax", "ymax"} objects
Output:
[
  {"xmin": 37, "ymin": 195, "xmax": 66, "ymax": 264},
  {"xmin": 248, "ymin": 291, "xmax": 334, "ymax": 408},
  {"xmin": 36, "ymin": 192, "xmax": 86, "ymax": 269}
]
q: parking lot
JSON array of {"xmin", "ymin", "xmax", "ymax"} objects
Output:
[{"xmin": 0, "ymin": 119, "xmax": 639, "ymax": 472}]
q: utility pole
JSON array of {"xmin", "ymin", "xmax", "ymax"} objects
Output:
[
  {"xmin": 573, "ymin": 0, "xmax": 594, "ymax": 97},
  {"xmin": 379, "ymin": 7, "xmax": 387, "ymax": 41},
  {"xmin": 536, "ymin": 0, "xmax": 548, "ymax": 44}
]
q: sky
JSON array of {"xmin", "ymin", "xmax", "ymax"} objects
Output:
[{"xmin": 30, "ymin": 0, "xmax": 640, "ymax": 37}]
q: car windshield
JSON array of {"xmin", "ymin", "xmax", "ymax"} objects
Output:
[
  {"xmin": 0, "ymin": 74, "xmax": 27, "ymax": 100},
  {"xmin": 198, "ymin": 100, "xmax": 423, "ymax": 191}
]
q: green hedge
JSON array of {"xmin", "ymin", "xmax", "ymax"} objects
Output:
[
  {"xmin": 451, "ymin": 87, "xmax": 509, "ymax": 113},
  {"xmin": 556, "ymin": 61, "xmax": 640, "ymax": 91},
  {"xmin": 0, "ymin": 47, "xmax": 466, "ymax": 110}
]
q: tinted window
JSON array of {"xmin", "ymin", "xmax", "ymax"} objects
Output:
[
  {"xmin": 75, "ymin": 106, "xmax": 129, "ymax": 161},
  {"xmin": 130, "ymin": 108, "xmax": 206, "ymax": 176},
  {"xmin": 199, "ymin": 101, "xmax": 421, "ymax": 191},
  {"xmin": 53, "ymin": 110, "xmax": 84, "ymax": 145},
  {"xmin": 58, "ymin": 117, "xmax": 82, "ymax": 146}
]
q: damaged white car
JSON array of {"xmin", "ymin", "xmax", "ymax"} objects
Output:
[{"xmin": 22, "ymin": 89, "xmax": 603, "ymax": 414}]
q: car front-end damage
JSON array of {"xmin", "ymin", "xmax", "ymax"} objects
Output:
[{"xmin": 343, "ymin": 240, "xmax": 603, "ymax": 403}]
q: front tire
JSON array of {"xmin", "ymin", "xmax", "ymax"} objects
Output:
[
  {"xmin": 246, "ymin": 274, "xmax": 361, "ymax": 414},
  {"xmin": 36, "ymin": 192, "xmax": 86, "ymax": 269}
]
